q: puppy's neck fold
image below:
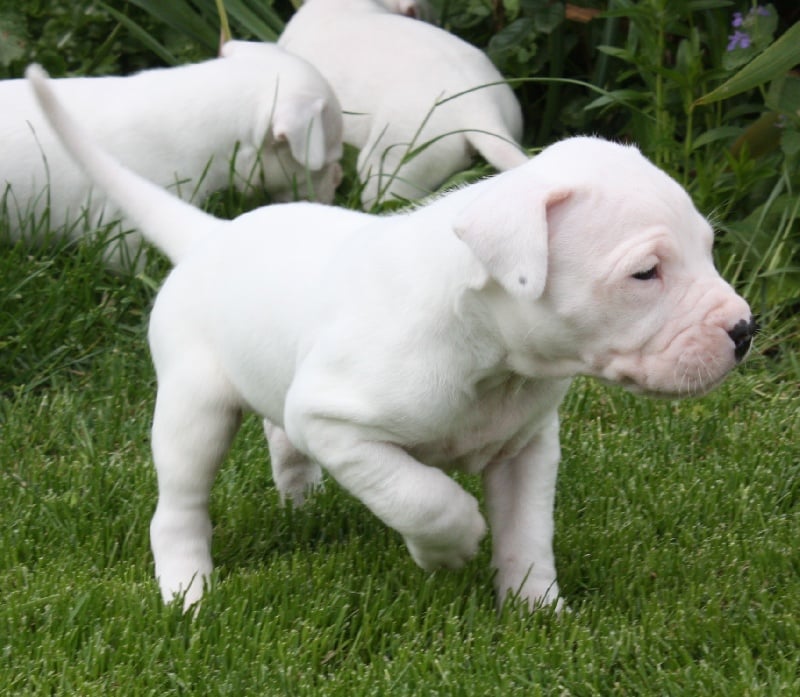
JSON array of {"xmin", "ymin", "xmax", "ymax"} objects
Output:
[{"xmin": 462, "ymin": 279, "xmax": 586, "ymax": 381}]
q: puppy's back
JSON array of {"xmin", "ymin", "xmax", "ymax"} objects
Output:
[{"xmin": 25, "ymin": 65, "xmax": 223, "ymax": 265}]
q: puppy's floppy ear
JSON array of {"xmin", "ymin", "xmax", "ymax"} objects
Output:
[
  {"xmin": 272, "ymin": 96, "xmax": 327, "ymax": 172},
  {"xmin": 453, "ymin": 172, "xmax": 571, "ymax": 300}
]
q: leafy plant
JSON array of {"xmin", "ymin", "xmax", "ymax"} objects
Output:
[
  {"xmin": 0, "ymin": 0, "xmax": 203, "ymax": 78},
  {"xmin": 696, "ymin": 7, "xmax": 800, "ymax": 331},
  {"xmin": 429, "ymin": 0, "xmax": 607, "ymax": 141},
  {"xmin": 104, "ymin": 0, "xmax": 287, "ymax": 62}
]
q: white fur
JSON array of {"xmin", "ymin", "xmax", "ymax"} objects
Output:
[
  {"xmin": 2, "ymin": 42, "xmax": 343, "ymax": 269},
  {"xmin": 28, "ymin": 65, "xmax": 754, "ymax": 611},
  {"xmin": 280, "ymin": 0, "xmax": 527, "ymax": 207}
]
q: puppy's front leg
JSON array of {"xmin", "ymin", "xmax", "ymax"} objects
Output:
[
  {"xmin": 289, "ymin": 418, "xmax": 486, "ymax": 570},
  {"xmin": 483, "ymin": 414, "xmax": 563, "ymax": 611}
]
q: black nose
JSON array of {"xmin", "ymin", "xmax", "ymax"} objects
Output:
[{"xmin": 728, "ymin": 316, "xmax": 757, "ymax": 363}]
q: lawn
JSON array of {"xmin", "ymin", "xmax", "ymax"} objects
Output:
[{"xmin": 1, "ymin": 231, "xmax": 797, "ymax": 695}]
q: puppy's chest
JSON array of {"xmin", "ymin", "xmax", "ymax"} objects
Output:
[{"xmin": 407, "ymin": 377, "xmax": 570, "ymax": 474}]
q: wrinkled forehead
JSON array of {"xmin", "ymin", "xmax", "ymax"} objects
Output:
[
  {"xmin": 592, "ymin": 186, "xmax": 715, "ymax": 266},
  {"xmin": 531, "ymin": 146, "xmax": 716, "ymax": 268},
  {"xmin": 560, "ymin": 147, "xmax": 712, "ymax": 250},
  {"xmin": 607, "ymin": 169, "xmax": 709, "ymax": 228},
  {"xmin": 539, "ymin": 140, "xmax": 696, "ymax": 210}
]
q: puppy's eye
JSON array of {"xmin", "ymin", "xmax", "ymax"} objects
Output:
[{"xmin": 632, "ymin": 266, "xmax": 658, "ymax": 281}]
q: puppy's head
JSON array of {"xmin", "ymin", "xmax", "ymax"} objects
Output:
[
  {"xmin": 455, "ymin": 137, "xmax": 754, "ymax": 398},
  {"xmin": 263, "ymin": 93, "xmax": 344, "ymax": 203},
  {"xmin": 220, "ymin": 41, "xmax": 344, "ymax": 204}
]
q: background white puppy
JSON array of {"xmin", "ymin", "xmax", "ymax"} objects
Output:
[
  {"xmin": 1, "ymin": 42, "xmax": 343, "ymax": 269},
  {"xmin": 29, "ymin": 65, "xmax": 755, "ymax": 612},
  {"xmin": 280, "ymin": 0, "xmax": 527, "ymax": 207}
]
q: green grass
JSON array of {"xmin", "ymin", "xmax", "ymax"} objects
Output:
[{"xmin": 1, "ymin": 224, "xmax": 798, "ymax": 695}]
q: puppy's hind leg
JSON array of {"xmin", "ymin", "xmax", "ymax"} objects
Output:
[
  {"xmin": 263, "ymin": 419, "xmax": 322, "ymax": 507},
  {"xmin": 149, "ymin": 361, "xmax": 242, "ymax": 611}
]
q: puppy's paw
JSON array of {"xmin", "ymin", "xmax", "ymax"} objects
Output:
[
  {"xmin": 403, "ymin": 494, "xmax": 487, "ymax": 571},
  {"xmin": 155, "ymin": 563, "xmax": 210, "ymax": 612},
  {"xmin": 495, "ymin": 570, "xmax": 564, "ymax": 613},
  {"xmin": 150, "ymin": 509, "xmax": 213, "ymax": 611}
]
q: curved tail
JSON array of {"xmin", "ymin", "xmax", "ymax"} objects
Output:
[{"xmin": 26, "ymin": 64, "xmax": 222, "ymax": 265}]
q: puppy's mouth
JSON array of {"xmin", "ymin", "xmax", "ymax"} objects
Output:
[
  {"xmin": 589, "ymin": 334, "xmax": 740, "ymax": 399},
  {"xmin": 618, "ymin": 380, "xmax": 715, "ymax": 400},
  {"xmin": 603, "ymin": 370, "xmax": 727, "ymax": 400}
]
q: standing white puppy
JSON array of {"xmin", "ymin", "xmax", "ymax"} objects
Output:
[
  {"xmin": 1, "ymin": 42, "xmax": 343, "ymax": 268},
  {"xmin": 279, "ymin": 0, "xmax": 527, "ymax": 207},
  {"xmin": 28, "ymin": 65, "xmax": 755, "ymax": 613}
]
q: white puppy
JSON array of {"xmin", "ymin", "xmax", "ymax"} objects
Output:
[
  {"xmin": 2, "ymin": 42, "xmax": 343, "ymax": 269},
  {"xmin": 280, "ymin": 0, "xmax": 527, "ymax": 208},
  {"xmin": 28, "ymin": 65, "xmax": 755, "ymax": 611}
]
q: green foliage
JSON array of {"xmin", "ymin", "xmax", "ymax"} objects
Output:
[
  {"xmin": 0, "ymin": 0, "xmax": 204, "ymax": 78},
  {"xmin": 430, "ymin": 1, "xmax": 606, "ymax": 139},
  {"xmin": 485, "ymin": 1, "xmax": 566, "ymax": 75},
  {"xmin": 112, "ymin": 0, "xmax": 287, "ymax": 60}
]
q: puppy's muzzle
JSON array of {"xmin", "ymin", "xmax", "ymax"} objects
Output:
[{"xmin": 728, "ymin": 316, "xmax": 758, "ymax": 363}]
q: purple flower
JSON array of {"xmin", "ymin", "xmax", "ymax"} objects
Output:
[
  {"xmin": 727, "ymin": 30, "xmax": 752, "ymax": 51},
  {"xmin": 727, "ymin": 5, "xmax": 774, "ymax": 51}
]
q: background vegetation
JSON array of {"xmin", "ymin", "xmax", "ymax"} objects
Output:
[
  {"xmin": 1, "ymin": 1, "xmax": 798, "ymax": 694},
  {"xmin": 2, "ymin": 0, "xmax": 797, "ymax": 339}
]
